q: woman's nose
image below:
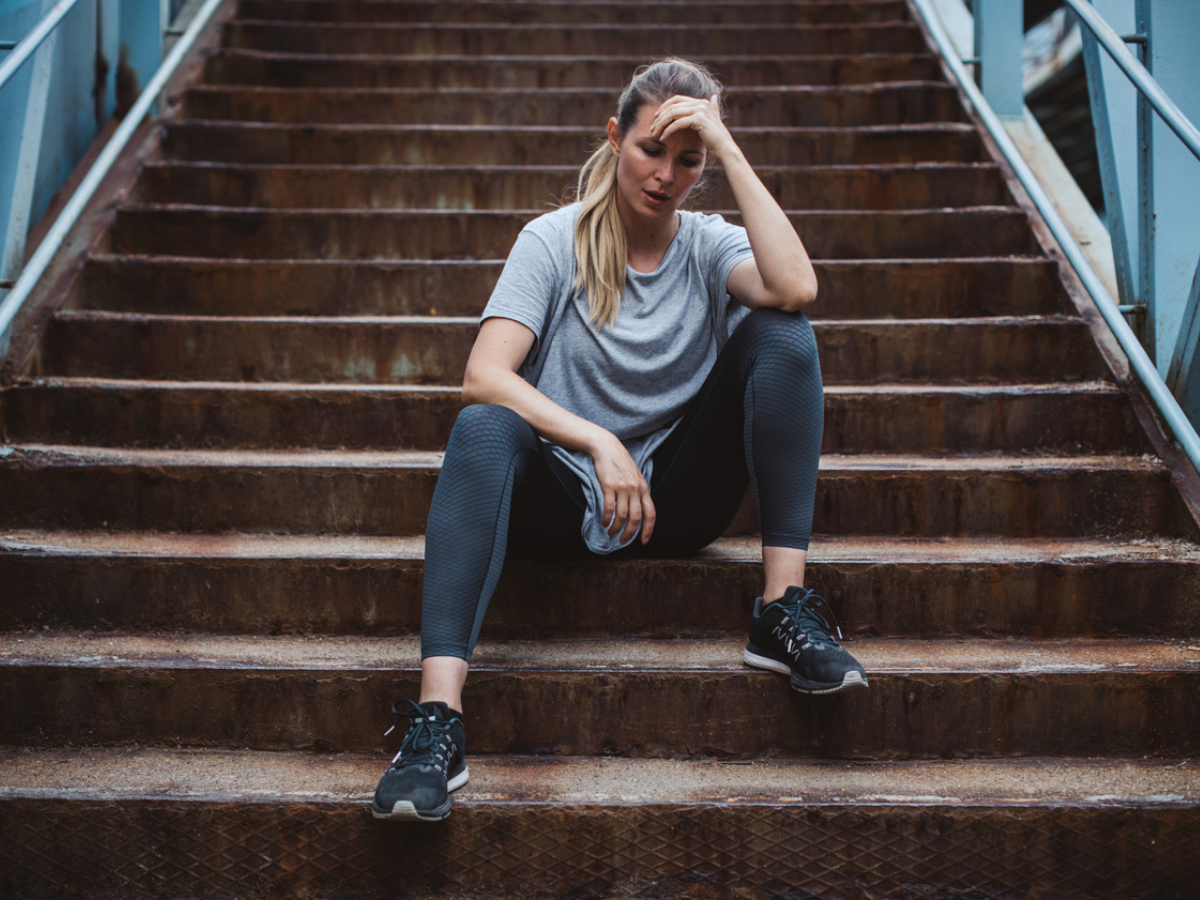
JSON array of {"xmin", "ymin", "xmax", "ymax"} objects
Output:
[{"xmin": 656, "ymin": 163, "xmax": 674, "ymax": 184}]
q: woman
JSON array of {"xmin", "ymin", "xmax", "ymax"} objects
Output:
[{"xmin": 372, "ymin": 59, "xmax": 866, "ymax": 822}]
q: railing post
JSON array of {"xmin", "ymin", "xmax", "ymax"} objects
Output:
[
  {"xmin": 1167, "ymin": 263, "xmax": 1200, "ymax": 423},
  {"xmin": 1080, "ymin": 0, "xmax": 1140, "ymax": 317},
  {"xmin": 118, "ymin": 0, "xmax": 163, "ymax": 112},
  {"xmin": 1137, "ymin": 0, "xmax": 1200, "ymax": 378},
  {"xmin": 0, "ymin": 0, "xmax": 58, "ymax": 290},
  {"xmin": 973, "ymin": 0, "xmax": 1024, "ymax": 120}
]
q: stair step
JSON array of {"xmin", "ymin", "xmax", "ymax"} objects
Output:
[
  {"xmin": 0, "ymin": 446, "xmax": 1191, "ymax": 538},
  {"xmin": 3, "ymin": 379, "xmax": 1147, "ymax": 455},
  {"xmin": 107, "ymin": 207, "xmax": 1040, "ymax": 260},
  {"xmin": 234, "ymin": 0, "xmax": 913, "ymax": 26},
  {"xmin": 4, "ymin": 751, "xmax": 1195, "ymax": 900},
  {"xmin": 136, "ymin": 162, "xmax": 1010, "ymax": 210},
  {"xmin": 206, "ymin": 50, "xmax": 943, "ymax": 88},
  {"xmin": 34, "ymin": 314, "xmax": 1100, "ymax": 384},
  {"xmin": 78, "ymin": 256, "xmax": 1068, "ymax": 318},
  {"xmin": 3, "ymin": 634, "xmax": 1198, "ymax": 757},
  {"xmin": 162, "ymin": 122, "xmax": 988, "ymax": 165},
  {"xmin": 178, "ymin": 84, "xmax": 965, "ymax": 128},
  {"xmin": 223, "ymin": 20, "xmax": 930, "ymax": 56},
  {"xmin": 3, "ymin": 532, "xmax": 1197, "ymax": 638}
]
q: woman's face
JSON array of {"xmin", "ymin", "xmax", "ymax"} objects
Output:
[{"xmin": 607, "ymin": 101, "xmax": 707, "ymax": 227}]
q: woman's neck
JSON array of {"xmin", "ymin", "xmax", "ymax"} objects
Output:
[{"xmin": 622, "ymin": 208, "xmax": 680, "ymax": 274}]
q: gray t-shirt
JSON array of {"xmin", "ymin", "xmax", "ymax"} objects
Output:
[{"xmin": 481, "ymin": 202, "xmax": 754, "ymax": 553}]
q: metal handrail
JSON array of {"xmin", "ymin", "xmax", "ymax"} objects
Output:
[
  {"xmin": 0, "ymin": 0, "xmax": 80, "ymax": 93},
  {"xmin": 0, "ymin": 0, "xmax": 226, "ymax": 356},
  {"xmin": 1063, "ymin": 0, "xmax": 1200, "ymax": 164},
  {"xmin": 909, "ymin": 0, "xmax": 1200, "ymax": 473}
]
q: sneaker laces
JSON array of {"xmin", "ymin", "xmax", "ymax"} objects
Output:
[
  {"xmin": 779, "ymin": 589, "xmax": 844, "ymax": 648},
  {"xmin": 384, "ymin": 700, "xmax": 454, "ymax": 769}
]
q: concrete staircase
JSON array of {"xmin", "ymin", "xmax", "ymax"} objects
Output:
[{"xmin": 3, "ymin": 1, "xmax": 1200, "ymax": 897}]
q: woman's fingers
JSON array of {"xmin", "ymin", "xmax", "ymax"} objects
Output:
[
  {"xmin": 653, "ymin": 95, "xmax": 734, "ymax": 157},
  {"xmin": 610, "ymin": 490, "xmax": 630, "ymax": 536},
  {"xmin": 593, "ymin": 433, "xmax": 655, "ymax": 542},
  {"xmin": 640, "ymin": 487, "xmax": 657, "ymax": 544},
  {"xmin": 620, "ymin": 493, "xmax": 643, "ymax": 543}
]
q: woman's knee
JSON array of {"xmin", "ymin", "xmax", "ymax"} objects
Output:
[
  {"xmin": 735, "ymin": 308, "xmax": 820, "ymax": 380},
  {"xmin": 444, "ymin": 404, "xmax": 537, "ymax": 470}
]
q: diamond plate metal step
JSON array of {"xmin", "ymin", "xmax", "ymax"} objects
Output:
[{"xmin": 4, "ymin": 751, "xmax": 1196, "ymax": 899}]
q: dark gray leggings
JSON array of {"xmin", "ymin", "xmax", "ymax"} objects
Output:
[{"xmin": 421, "ymin": 308, "xmax": 824, "ymax": 660}]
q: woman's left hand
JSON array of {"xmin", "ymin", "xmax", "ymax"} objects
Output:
[{"xmin": 650, "ymin": 94, "xmax": 739, "ymax": 163}]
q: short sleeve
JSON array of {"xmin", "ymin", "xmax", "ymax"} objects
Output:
[
  {"xmin": 696, "ymin": 212, "xmax": 754, "ymax": 310},
  {"xmin": 480, "ymin": 224, "xmax": 565, "ymax": 342}
]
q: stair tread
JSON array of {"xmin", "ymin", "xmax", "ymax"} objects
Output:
[
  {"xmin": 121, "ymin": 203, "xmax": 1017, "ymax": 213},
  {"xmin": 1, "ymin": 443, "xmax": 1165, "ymax": 471},
  {"xmin": 14, "ymin": 376, "xmax": 1124, "ymax": 394},
  {"xmin": 164, "ymin": 121, "xmax": 978, "ymax": 135},
  {"xmin": 3, "ymin": 748, "xmax": 1198, "ymax": 805},
  {"xmin": 184, "ymin": 82, "xmax": 948, "ymax": 94},
  {"xmin": 230, "ymin": 19, "xmax": 917, "ymax": 31},
  {"xmin": 142, "ymin": 161, "xmax": 999, "ymax": 173},
  {"xmin": 210, "ymin": 50, "xmax": 935, "ymax": 64},
  {"xmin": 6, "ymin": 530, "xmax": 1196, "ymax": 562},
  {"xmin": 3, "ymin": 632, "xmax": 1197, "ymax": 673}
]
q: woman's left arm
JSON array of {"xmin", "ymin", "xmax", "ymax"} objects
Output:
[{"xmin": 652, "ymin": 96, "xmax": 818, "ymax": 312}]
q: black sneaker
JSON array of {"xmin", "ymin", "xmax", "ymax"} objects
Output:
[
  {"xmin": 744, "ymin": 586, "xmax": 867, "ymax": 694},
  {"xmin": 371, "ymin": 700, "xmax": 468, "ymax": 821}
]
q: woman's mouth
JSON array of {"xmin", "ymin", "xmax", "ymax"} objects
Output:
[{"xmin": 643, "ymin": 188, "xmax": 670, "ymax": 207}]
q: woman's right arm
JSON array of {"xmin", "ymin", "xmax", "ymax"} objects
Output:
[{"xmin": 462, "ymin": 316, "xmax": 655, "ymax": 544}]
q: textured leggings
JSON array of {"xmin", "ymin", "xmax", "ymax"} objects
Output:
[{"xmin": 421, "ymin": 307, "xmax": 824, "ymax": 660}]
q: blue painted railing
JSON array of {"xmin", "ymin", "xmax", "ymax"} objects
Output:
[
  {"xmin": 0, "ymin": 0, "xmax": 221, "ymax": 357},
  {"xmin": 913, "ymin": 0, "xmax": 1200, "ymax": 473}
]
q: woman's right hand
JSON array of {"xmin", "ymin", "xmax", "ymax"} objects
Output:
[{"xmin": 590, "ymin": 430, "xmax": 656, "ymax": 545}]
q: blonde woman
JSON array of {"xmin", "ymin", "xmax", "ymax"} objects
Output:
[{"xmin": 373, "ymin": 59, "xmax": 866, "ymax": 821}]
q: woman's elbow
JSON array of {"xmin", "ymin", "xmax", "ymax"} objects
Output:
[
  {"xmin": 461, "ymin": 365, "xmax": 488, "ymax": 405},
  {"xmin": 773, "ymin": 277, "xmax": 818, "ymax": 313}
]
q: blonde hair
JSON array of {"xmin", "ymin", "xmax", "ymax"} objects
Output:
[{"xmin": 573, "ymin": 59, "xmax": 723, "ymax": 329}]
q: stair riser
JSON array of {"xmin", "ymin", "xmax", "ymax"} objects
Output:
[
  {"xmin": 3, "ymin": 554, "xmax": 1196, "ymax": 638},
  {"xmin": 77, "ymin": 258, "xmax": 1067, "ymax": 318},
  {"xmin": 162, "ymin": 122, "xmax": 987, "ymax": 166},
  {"xmin": 235, "ymin": 0, "xmax": 913, "ymax": 26},
  {"xmin": 35, "ymin": 318, "xmax": 1104, "ymax": 385},
  {"xmin": 5, "ymin": 666, "xmax": 1199, "ymax": 757},
  {"xmin": 136, "ymin": 163, "xmax": 1010, "ymax": 211},
  {"xmin": 224, "ymin": 22, "xmax": 930, "ymax": 55},
  {"xmin": 206, "ymin": 53, "xmax": 942, "ymax": 89},
  {"xmin": 180, "ymin": 85, "xmax": 964, "ymax": 128},
  {"xmin": 3, "ymin": 384, "xmax": 1148, "ymax": 455},
  {"xmin": 108, "ymin": 209, "xmax": 1041, "ymax": 260},
  {"xmin": 4, "ymin": 799, "xmax": 1196, "ymax": 900},
  {"xmin": 0, "ymin": 461, "xmax": 1190, "ymax": 537}
]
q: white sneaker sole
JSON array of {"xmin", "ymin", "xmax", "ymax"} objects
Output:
[
  {"xmin": 743, "ymin": 649, "xmax": 868, "ymax": 694},
  {"xmin": 372, "ymin": 766, "xmax": 470, "ymax": 822}
]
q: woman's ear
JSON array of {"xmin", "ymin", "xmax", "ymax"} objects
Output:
[{"xmin": 607, "ymin": 117, "xmax": 621, "ymax": 156}]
